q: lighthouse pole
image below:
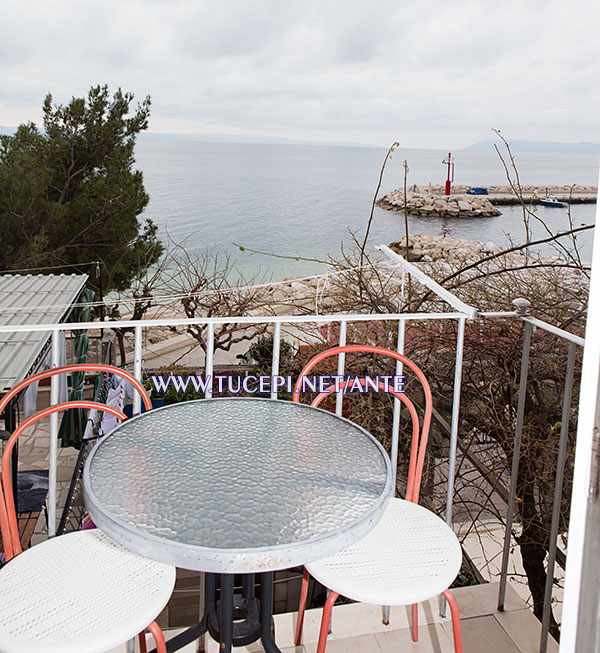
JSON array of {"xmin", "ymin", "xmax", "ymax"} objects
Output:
[{"xmin": 441, "ymin": 152, "xmax": 454, "ymax": 196}]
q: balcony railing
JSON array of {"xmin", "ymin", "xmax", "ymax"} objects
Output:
[{"xmin": 0, "ymin": 252, "xmax": 585, "ymax": 652}]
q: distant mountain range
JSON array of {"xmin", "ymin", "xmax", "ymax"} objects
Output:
[
  {"xmin": 464, "ymin": 139, "xmax": 600, "ymax": 155},
  {"xmin": 137, "ymin": 131, "xmax": 376, "ymax": 148},
  {"xmin": 2, "ymin": 124, "xmax": 597, "ymax": 154},
  {"xmin": 0, "ymin": 124, "xmax": 375, "ymax": 147}
]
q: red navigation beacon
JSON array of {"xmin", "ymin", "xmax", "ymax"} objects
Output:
[{"xmin": 442, "ymin": 152, "xmax": 454, "ymax": 196}]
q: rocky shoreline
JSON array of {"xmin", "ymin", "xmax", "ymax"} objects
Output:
[
  {"xmin": 125, "ymin": 231, "xmax": 585, "ymax": 370},
  {"xmin": 377, "ymin": 184, "xmax": 597, "ymax": 219},
  {"xmin": 388, "ymin": 233, "xmax": 502, "ymax": 262}
]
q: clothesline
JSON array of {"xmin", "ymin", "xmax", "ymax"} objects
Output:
[{"xmin": 0, "ymin": 261, "xmax": 100, "ymax": 274}]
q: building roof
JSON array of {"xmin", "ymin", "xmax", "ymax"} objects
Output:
[{"xmin": 0, "ymin": 273, "xmax": 88, "ymax": 392}]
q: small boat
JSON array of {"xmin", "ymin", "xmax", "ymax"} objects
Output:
[
  {"xmin": 539, "ymin": 197, "xmax": 564, "ymax": 208},
  {"xmin": 466, "ymin": 187, "xmax": 488, "ymax": 195}
]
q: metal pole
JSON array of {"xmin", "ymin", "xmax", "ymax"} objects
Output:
[
  {"xmin": 243, "ymin": 573, "xmax": 255, "ymax": 600},
  {"xmin": 445, "ymin": 317, "xmax": 466, "ymax": 525},
  {"xmin": 498, "ymin": 318, "xmax": 533, "ymax": 610},
  {"xmin": 0, "ymin": 310, "xmax": 473, "ymax": 335},
  {"xmin": 384, "ymin": 318, "xmax": 406, "ymax": 626},
  {"xmin": 7, "ymin": 400, "xmax": 18, "ymax": 516},
  {"xmin": 335, "ymin": 320, "xmax": 347, "ymax": 416},
  {"xmin": 133, "ymin": 325, "xmax": 142, "ymax": 416},
  {"xmin": 441, "ymin": 317, "xmax": 466, "ymax": 617},
  {"xmin": 219, "ymin": 574, "xmax": 234, "ymax": 652},
  {"xmin": 270, "ymin": 322, "xmax": 281, "ymax": 400},
  {"xmin": 205, "ymin": 324, "xmax": 214, "ymax": 399},
  {"xmin": 540, "ymin": 342, "xmax": 577, "ymax": 652},
  {"xmin": 197, "ymin": 572, "xmax": 206, "ymax": 653},
  {"xmin": 96, "ymin": 261, "xmax": 104, "ymax": 326},
  {"xmin": 390, "ymin": 319, "xmax": 406, "ymax": 492},
  {"xmin": 260, "ymin": 572, "xmax": 279, "ymax": 653},
  {"xmin": 48, "ymin": 330, "xmax": 60, "ymax": 536}
]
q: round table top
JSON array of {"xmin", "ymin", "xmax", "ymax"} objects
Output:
[{"xmin": 83, "ymin": 397, "xmax": 392, "ymax": 573}]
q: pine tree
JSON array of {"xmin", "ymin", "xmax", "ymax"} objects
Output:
[{"xmin": 0, "ymin": 85, "xmax": 163, "ymax": 292}]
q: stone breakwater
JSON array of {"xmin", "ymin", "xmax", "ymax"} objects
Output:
[
  {"xmin": 388, "ymin": 233, "xmax": 502, "ymax": 262},
  {"xmin": 378, "ymin": 184, "xmax": 597, "ymax": 218},
  {"xmin": 449, "ymin": 184, "xmax": 597, "ymax": 205},
  {"xmin": 378, "ymin": 189, "xmax": 501, "ymax": 218}
]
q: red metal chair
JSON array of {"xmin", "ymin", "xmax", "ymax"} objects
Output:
[
  {"xmin": 0, "ymin": 363, "xmax": 152, "ymax": 536},
  {"xmin": 0, "ymin": 363, "xmax": 153, "ymax": 419},
  {"xmin": 293, "ymin": 345, "xmax": 463, "ymax": 653},
  {"xmin": 0, "ymin": 368, "xmax": 174, "ymax": 652}
]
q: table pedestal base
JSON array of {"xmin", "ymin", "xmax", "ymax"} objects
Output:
[
  {"xmin": 150, "ymin": 571, "xmax": 281, "ymax": 653},
  {"xmin": 208, "ymin": 582, "xmax": 262, "ymax": 646}
]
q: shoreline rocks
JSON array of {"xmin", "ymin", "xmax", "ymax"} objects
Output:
[{"xmin": 388, "ymin": 233, "xmax": 502, "ymax": 262}]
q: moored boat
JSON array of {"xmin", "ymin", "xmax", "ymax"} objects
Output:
[{"xmin": 539, "ymin": 197, "xmax": 564, "ymax": 208}]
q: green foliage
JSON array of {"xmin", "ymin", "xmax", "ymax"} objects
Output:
[
  {"xmin": 0, "ymin": 85, "xmax": 163, "ymax": 292},
  {"xmin": 247, "ymin": 335, "xmax": 298, "ymax": 399},
  {"xmin": 156, "ymin": 383, "xmax": 204, "ymax": 406},
  {"xmin": 247, "ymin": 335, "xmax": 296, "ymax": 376}
]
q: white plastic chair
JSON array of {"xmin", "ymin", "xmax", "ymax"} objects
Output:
[
  {"xmin": 0, "ymin": 367, "xmax": 176, "ymax": 653},
  {"xmin": 293, "ymin": 345, "xmax": 463, "ymax": 653}
]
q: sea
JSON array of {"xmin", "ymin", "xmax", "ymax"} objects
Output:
[{"xmin": 134, "ymin": 142, "xmax": 599, "ymax": 280}]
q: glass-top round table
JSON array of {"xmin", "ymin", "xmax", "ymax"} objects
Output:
[{"xmin": 83, "ymin": 397, "xmax": 392, "ymax": 574}]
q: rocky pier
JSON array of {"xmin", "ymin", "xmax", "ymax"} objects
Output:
[
  {"xmin": 377, "ymin": 184, "xmax": 597, "ymax": 219},
  {"xmin": 378, "ymin": 188, "xmax": 501, "ymax": 218}
]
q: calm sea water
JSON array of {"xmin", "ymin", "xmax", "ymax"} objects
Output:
[{"xmin": 134, "ymin": 142, "xmax": 599, "ymax": 279}]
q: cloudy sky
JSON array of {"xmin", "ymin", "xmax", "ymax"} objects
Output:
[{"xmin": 1, "ymin": 0, "xmax": 598, "ymax": 148}]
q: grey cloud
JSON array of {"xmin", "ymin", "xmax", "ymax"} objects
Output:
[{"xmin": 0, "ymin": 0, "xmax": 598, "ymax": 147}]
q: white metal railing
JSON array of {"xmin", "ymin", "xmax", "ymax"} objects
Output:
[
  {"xmin": 376, "ymin": 245, "xmax": 479, "ymax": 319},
  {"xmin": 0, "ymin": 258, "xmax": 586, "ymax": 650},
  {"xmin": 2, "ymin": 309, "xmax": 472, "ymax": 544},
  {"xmin": 494, "ymin": 298, "xmax": 584, "ymax": 653}
]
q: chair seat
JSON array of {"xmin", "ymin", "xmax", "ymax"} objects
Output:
[
  {"xmin": 306, "ymin": 498, "xmax": 462, "ymax": 606},
  {"xmin": 0, "ymin": 530, "xmax": 175, "ymax": 653}
]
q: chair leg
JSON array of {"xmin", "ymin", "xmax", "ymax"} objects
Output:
[
  {"xmin": 382, "ymin": 605, "xmax": 390, "ymax": 625},
  {"xmin": 138, "ymin": 632, "xmax": 147, "ymax": 653},
  {"xmin": 317, "ymin": 591, "xmax": 339, "ymax": 653},
  {"xmin": 441, "ymin": 590, "xmax": 463, "ymax": 653},
  {"xmin": 295, "ymin": 567, "xmax": 310, "ymax": 645},
  {"xmin": 147, "ymin": 621, "xmax": 167, "ymax": 653},
  {"xmin": 411, "ymin": 603, "xmax": 419, "ymax": 642}
]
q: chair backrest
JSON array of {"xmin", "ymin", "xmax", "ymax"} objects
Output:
[
  {"xmin": 0, "ymin": 364, "xmax": 152, "ymax": 417},
  {"xmin": 292, "ymin": 345, "xmax": 432, "ymax": 504},
  {"xmin": 0, "ymin": 401, "xmax": 127, "ymax": 562}
]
